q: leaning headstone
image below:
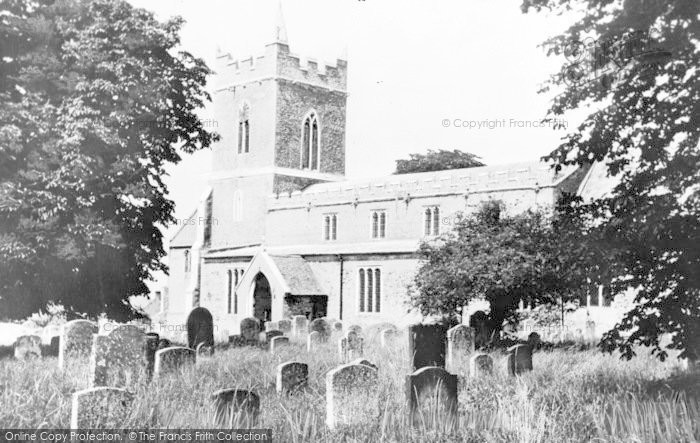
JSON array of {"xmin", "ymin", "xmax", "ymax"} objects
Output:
[
  {"xmin": 265, "ymin": 330, "xmax": 284, "ymax": 343},
  {"xmin": 307, "ymin": 331, "xmax": 321, "ymax": 352},
  {"xmin": 59, "ymin": 320, "xmax": 98, "ymax": 369},
  {"xmin": 308, "ymin": 318, "xmax": 331, "ymax": 341},
  {"xmin": 380, "ymin": 329, "xmax": 398, "ymax": 348},
  {"xmin": 292, "ymin": 315, "xmax": 308, "ymax": 336},
  {"xmin": 469, "ymin": 353, "xmax": 493, "ymax": 378},
  {"xmin": 212, "ymin": 389, "xmax": 260, "ymax": 426},
  {"xmin": 265, "ymin": 321, "xmax": 279, "ymax": 332},
  {"xmin": 187, "ymin": 307, "xmax": 214, "ymax": 349},
  {"xmin": 326, "ymin": 363, "xmax": 379, "ymax": 430},
  {"xmin": 446, "ymin": 325, "xmax": 475, "ymax": 370},
  {"xmin": 14, "ymin": 335, "xmax": 42, "ymax": 360},
  {"xmin": 276, "ymin": 361, "xmax": 309, "ymax": 394},
  {"xmin": 154, "ymin": 347, "xmax": 196, "ymax": 378},
  {"xmin": 240, "ymin": 317, "xmax": 260, "ymax": 343},
  {"xmin": 408, "ymin": 324, "xmax": 447, "ymax": 371},
  {"xmin": 270, "ymin": 336, "xmax": 290, "ymax": 353},
  {"xmin": 70, "ymin": 387, "xmax": 133, "ymax": 428},
  {"xmin": 278, "ymin": 319, "xmax": 292, "ymax": 334},
  {"xmin": 144, "ymin": 333, "xmax": 159, "ymax": 380},
  {"xmin": 349, "ymin": 357, "xmax": 378, "ymax": 370},
  {"xmin": 505, "ymin": 344, "xmax": 533, "ymax": 376},
  {"xmin": 338, "ymin": 330, "xmax": 364, "ymax": 363},
  {"xmin": 406, "ymin": 366, "xmax": 458, "ymax": 428}
]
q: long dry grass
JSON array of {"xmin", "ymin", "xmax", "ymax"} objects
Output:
[{"xmin": 1, "ymin": 330, "xmax": 699, "ymax": 442}]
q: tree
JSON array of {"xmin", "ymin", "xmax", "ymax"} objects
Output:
[
  {"xmin": 522, "ymin": 0, "xmax": 700, "ymax": 360},
  {"xmin": 394, "ymin": 149, "xmax": 484, "ymax": 174},
  {"xmin": 409, "ymin": 199, "xmax": 590, "ymax": 344},
  {"xmin": 0, "ymin": 0, "xmax": 218, "ymax": 320}
]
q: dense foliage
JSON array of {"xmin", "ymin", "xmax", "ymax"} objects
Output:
[
  {"xmin": 395, "ymin": 149, "xmax": 484, "ymax": 174},
  {"xmin": 410, "ymin": 199, "xmax": 591, "ymax": 339},
  {"xmin": 0, "ymin": 0, "xmax": 217, "ymax": 320},
  {"xmin": 522, "ymin": 0, "xmax": 699, "ymax": 359}
]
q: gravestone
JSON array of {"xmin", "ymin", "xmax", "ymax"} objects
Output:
[
  {"xmin": 14, "ymin": 335, "xmax": 42, "ymax": 360},
  {"xmin": 196, "ymin": 342, "xmax": 214, "ymax": 357},
  {"xmin": 506, "ymin": 344, "xmax": 533, "ymax": 376},
  {"xmin": 70, "ymin": 387, "xmax": 133, "ymax": 428},
  {"xmin": 187, "ymin": 307, "xmax": 214, "ymax": 349},
  {"xmin": 380, "ymin": 329, "xmax": 398, "ymax": 348},
  {"xmin": 332, "ymin": 320, "xmax": 343, "ymax": 332},
  {"xmin": 349, "ymin": 357, "xmax": 378, "ymax": 370},
  {"xmin": 90, "ymin": 325, "xmax": 146, "ymax": 387},
  {"xmin": 157, "ymin": 338, "xmax": 171, "ymax": 350},
  {"xmin": 154, "ymin": 347, "xmax": 196, "ymax": 378},
  {"xmin": 47, "ymin": 336, "xmax": 60, "ymax": 356},
  {"xmin": 240, "ymin": 317, "xmax": 261, "ymax": 343},
  {"xmin": 338, "ymin": 330, "xmax": 364, "ymax": 363},
  {"xmin": 59, "ymin": 320, "xmax": 98, "ymax": 369},
  {"xmin": 446, "ymin": 325, "xmax": 475, "ymax": 370},
  {"xmin": 527, "ymin": 332, "xmax": 541, "ymax": 350},
  {"xmin": 469, "ymin": 353, "xmax": 493, "ymax": 377},
  {"xmin": 326, "ymin": 363, "xmax": 379, "ymax": 430},
  {"xmin": 405, "ymin": 366, "xmax": 458, "ymax": 428},
  {"xmin": 270, "ymin": 336, "xmax": 289, "ymax": 353},
  {"xmin": 265, "ymin": 330, "xmax": 284, "ymax": 343},
  {"xmin": 292, "ymin": 315, "xmax": 308, "ymax": 336},
  {"xmin": 212, "ymin": 389, "xmax": 260, "ymax": 426},
  {"xmin": 347, "ymin": 325, "xmax": 362, "ymax": 335},
  {"xmin": 144, "ymin": 333, "xmax": 159, "ymax": 380},
  {"xmin": 265, "ymin": 321, "xmax": 279, "ymax": 332},
  {"xmin": 308, "ymin": 318, "xmax": 331, "ymax": 341},
  {"xmin": 307, "ymin": 331, "xmax": 321, "ymax": 352},
  {"xmin": 278, "ymin": 319, "xmax": 292, "ymax": 334},
  {"xmin": 469, "ymin": 310, "xmax": 491, "ymax": 348},
  {"xmin": 408, "ymin": 324, "xmax": 448, "ymax": 371},
  {"xmin": 276, "ymin": 361, "xmax": 309, "ymax": 393}
]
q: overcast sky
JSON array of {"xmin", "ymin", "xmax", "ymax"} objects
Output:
[{"xmin": 125, "ymin": 0, "xmax": 587, "ymax": 291}]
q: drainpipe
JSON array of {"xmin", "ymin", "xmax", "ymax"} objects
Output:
[{"xmin": 337, "ymin": 254, "xmax": 344, "ymax": 320}]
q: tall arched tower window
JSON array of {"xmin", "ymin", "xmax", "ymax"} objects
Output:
[
  {"xmin": 301, "ymin": 111, "xmax": 320, "ymax": 170},
  {"xmin": 238, "ymin": 102, "xmax": 250, "ymax": 153}
]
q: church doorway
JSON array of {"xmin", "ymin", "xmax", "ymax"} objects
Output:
[{"xmin": 253, "ymin": 273, "xmax": 272, "ymax": 322}]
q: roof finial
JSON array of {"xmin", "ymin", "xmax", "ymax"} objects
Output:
[{"xmin": 273, "ymin": 0, "xmax": 288, "ymax": 44}]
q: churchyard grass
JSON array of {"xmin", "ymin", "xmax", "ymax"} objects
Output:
[{"xmin": 1, "ymin": 332, "xmax": 699, "ymax": 442}]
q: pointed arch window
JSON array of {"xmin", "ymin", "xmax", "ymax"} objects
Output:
[
  {"xmin": 423, "ymin": 206, "xmax": 440, "ymax": 236},
  {"xmin": 358, "ymin": 267, "xmax": 381, "ymax": 313},
  {"xmin": 238, "ymin": 102, "xmax": 250, "ymax": 153},
  {"xmin": 301, "ymin": 112, "xmax": 320, "ymax": 170}
]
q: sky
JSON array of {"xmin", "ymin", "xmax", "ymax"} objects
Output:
[{"xmin": 124, "ymin": 0, "xmax": 587, "ymax": 291}]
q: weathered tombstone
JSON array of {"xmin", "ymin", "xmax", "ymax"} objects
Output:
[
  {"xmin": 89, "ymin": 335, "xmax": 110, "ymax": 387},
  {"xmin": 276, "ymin": 361, "xmax": 309, "ymax": 394},
  {"xmin": 14, "ymin": 335, "xmax": 42, "ymax": 360},
  {"xmin": 585, "ymin": 319, "xmax": 596, "ymax": 341},
  {"xmin": 326, "ymin": 363, "xmax": 379, "ymax": 430},
  {"xmin": 469, "ymin": 310, "xmax": 491, "ymax": 348},
  {"xmin": 240, "ymin": 317, "xmax": 261, "ymax": 343},
  {"xmin": 270, "ymin": 336, "xmax": 290, "ymax": 353},
  {"xmin": 70, "ymin": 387, "xmax": 133, "ymax": 428},
  {"xmin": 307, "ymin": 331, "xmax": 321, "ymax": 352},
  {"xmin": 469, "ymin": 353, "xmax": 493, "ymax": 378},
  {"xmin": 154, "ymin": 346, "xmax": 196, "ymax": 378},
  {"xmin": 196, "ymin": 342, "xmax": 214, "ymax": 357},
  {"xmin": 347, "ymin": 324, "xmax": 363, "ymax": 335},
  {"xmin": 446, "ymin": 325, "xmax": 475, "ymax": 371},
  {"xmin": 408, "ymin": 324, "xmax": 447, "ymax": 371},
  {"xmin": 47, "ymin": 336, "xmax": 60, "ymax": 356},
  {"xmin": 144, "ymin": 333, "xmax": 159, "ymax": 380},
  {"xmin": 90, "ymin": 325, "xmax": 147, "ymax": 387},
  {"xmin": 380, "ymin": 328, "xmax": 398, "ymax": 348},
  {"xmin": 308, "ymin": 318, "xmax": 331, "ymax": 341},
  {"xmin": 406, "ymin": 366, "xmax": 458, "ymax": 428},
  {"xmin": 505, "ymin": 344, "xmax": 533, "ymax": 376},
  {"xmin": 332, "ymin": 320, "xmax": 343, "ymax": 332},
  {"xmin": 527, "ymin": 332, "xmax": 541, "ymax": 350},
  {"xmin": 59, "ymin": 320, "xmax": 98, "ymax": 369},
  {"xmin": 265, "ymin": 321, "xmax": 279, "ymax": 332},
  {"xmin": 157, "ymin": 338, "xmax": 171, "ymax": 350},
  {"xmin": 349, "ymin": 357, "xmax": 378, "ymax": 370},
  {"xmin": 265, "ymin": 330, "xmax": 284, "ymax": 343},
  {"xmin": 338, "ymin": 330, "xmax": 364, "ymax": 363},
  {"xmin": 292, "ymin": 315, "xmax": 308, "ymax": 336},
  {"xmin": 212, "ymin": 389, "xmax": 260, "ymax": 426},
  {"xmin": 187, "ymin": 307, "xmax": 214, "ymax": 349},
  {"xmin": 278, "ymin": 319, "xmax": 292, "ymax": 334}
]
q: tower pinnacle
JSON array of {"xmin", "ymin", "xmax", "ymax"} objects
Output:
[{"xmin": 273, "ymin": 1, "xmax": 288, "ymax": 45}]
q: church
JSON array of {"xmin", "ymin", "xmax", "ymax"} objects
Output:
[{"xmin": 162, "ymin": 10, "xmax": 609, "ymax": 341}]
